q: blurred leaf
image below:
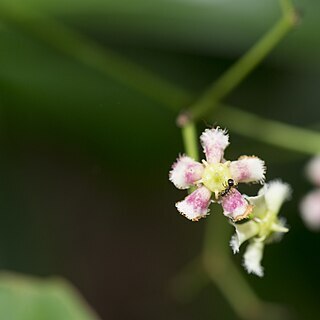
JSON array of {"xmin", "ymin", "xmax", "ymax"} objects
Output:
[
  {"xmin": 2, "ymin": 0, "xmax": 320, "ymax": 69},
  {"xmin": 0, "ymin": 272, "xmax": 100, "ymax": 320}
]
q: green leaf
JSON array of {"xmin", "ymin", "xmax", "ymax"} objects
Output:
[{"xmin": 0, "ymin": 272, "xmax": 100, "ymax": 320}]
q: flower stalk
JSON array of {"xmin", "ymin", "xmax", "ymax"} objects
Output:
[
  {"xmin": 181, "ymin": 122, "xmax": 199, "ymax": 162},
  {"xmin": 216, "ymin": 105, "xmax": 320, "ymax": 155},
  {"xmin": 173, "ymin": 1, "xmax": 297, "ymax": 319},
  {"xmin": 202, "ymin": 211, "xmax": 265, "ymax": 320}
]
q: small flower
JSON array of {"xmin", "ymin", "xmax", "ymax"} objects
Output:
[
  {"xmin": 230, "ymin": 180, "xmax": 291, "ymax": 277},
  {"xmin": 300, "ymin": 190, "xmax": 320, "ymax": 231},
  {"xmin": 305, "ymin": 155, "xmax": 320, "ymax": 187},
  {"xmin": 300, "ymin": 155, "xmax": 320, "ymax": 231},
  {"xmin": 169, "ymin": 127, "xmax": 266, "ymax": 221}
]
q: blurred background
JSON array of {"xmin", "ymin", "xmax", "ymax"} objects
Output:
[{"xmin": 0, "ymin": 0, "xmax": 319, "ymax": 319}]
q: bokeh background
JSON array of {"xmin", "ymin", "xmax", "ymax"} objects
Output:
[{"xmin": 0, "ymin": 0, "xmax": 319, "ymax": 319}]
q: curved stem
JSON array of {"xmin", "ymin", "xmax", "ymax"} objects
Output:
[
  {"xmin": 280, "ymin": 0, "xmax": 296, "ymax": 17},
  {"xmin": 0, "ymin": 2, "xmax": 189, "ymax": 111},
  {"xmin": 173, "ymin": 210, "xmax": 288, "ymax": 320},
  {"xmin": 186, "ymin": 3, "xmax": 298, "ymax": 122},
  {"xmin": 202, "ymin": 212, "xmax": 263, "ymax": 320},
  {"xmin": 1, "ymin": 0, "xmax": 316, "ymax": 158}
]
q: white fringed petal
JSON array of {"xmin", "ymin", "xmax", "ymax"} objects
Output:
[
  {"xmin": 300, "ymin": 189, "xmax": 320, "ymax": 231},
  {"xmin": 230, "ymin": 220, "xmax": 259, "ymax": 253},
  {"xmin": 221, "ymin": 188, "xmax": 253, "ymax": 221},
  {"xmin": 175, "ymin": 186, "xmax": 212, "ymax": 221},
  {"xmin": 264, "ymin": 180, "xmax": 291, "ymax": 213},
  {"xmin": 230, "ymin": 156, "xmax": 266, "ymax": 184},
  {"xmin": 243, "ymin": 241, "xmax": 264, "ymax": 277},
  {"xmin": 169, "ymin": 155, "xmax": 204, "ymax": 190},
  {"xmin": 200, "ymin": 128, "xmax": 229, "ymax": 164},
  {"xmin": 305, "ymin": 155, "xmax": 320, "ymax": 187}
]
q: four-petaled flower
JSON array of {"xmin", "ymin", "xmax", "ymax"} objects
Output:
[
  {"xmin": 169, "ymin": 127, "xmax": 266, "ymax": 221},
  {"xmin": 230, "ymin": 180, "xmax": 291, "ymax": 277}
]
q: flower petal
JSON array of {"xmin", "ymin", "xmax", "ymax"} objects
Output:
[
  {"xmin": 300, "ymin": 189, "xmax": 320, "ymax": 231},
  {"xmin": 230, "ymin": 220, "xmax": 259, "ymax": 253},
  {"xmin": 305, "ymin": 155, "xmax": 320, "ymax": 187},
  {"xmin": 245, "ymin": 193, "xmax": 267, "ymax": 219},
  {"xmin": 264, "ymin": 180, "xmax": 291, "ymax": 213},
  {"xmin": 271, "ymin": 218, "xmax": 289, "ymax": 234},
  {"xmin": 175, "ymin": 186, "xmax": 212, "ymax": 221},
  {"xmin": 200, "ymin": 127, "xmax": 229, "ymax": 164},
  {"xmin": 169, "ymin": 155, "xmax": 204, "ymax": 190},
  {"xmin": 221, "ymin": 188, "xmax": 253, "ymax": 221},
  {"xmin": 230, "ymin": 156, "xmax": 266, "ymax": 184},
  {"xmin": 243, "ymin": 240, "xmax": 264, "ymax": 277},
  {"xmin": 265, "ymin": 217, "xmax": 289, "ymax": 243}
]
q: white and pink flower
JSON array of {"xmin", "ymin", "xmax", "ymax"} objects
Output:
[{"xmin": 169, "ymin": 127, "xmax": 266, "ymax": 221}]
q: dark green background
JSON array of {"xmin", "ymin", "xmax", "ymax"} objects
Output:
[{"xmin": 0, "ymin": 0, "xmax": 319, "ymax": 319}]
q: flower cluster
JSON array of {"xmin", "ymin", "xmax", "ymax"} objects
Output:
[
  {"xmin": 169, "ymin": 127, "xmax": 291, "ymax": 277},
  {"xmin": 300, "ymin": 155, "xmax": 320, "ymax": 230},
  {"xmin": 169, "ymin": 127, "xmax": 266, "ymax": 221}
]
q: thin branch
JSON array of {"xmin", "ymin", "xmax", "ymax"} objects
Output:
[
  {"xmin": 280, "ymin": 0, "xmax": 296, "ymax": 18},
  {"xmin": 217, "ymin": 105, "xmax": 320, "ymax": 155},
  {"xmin": 202, "ymin": 210, "xmax": 264, "ymax": 320},
  {"xmin": 0, "ymin": 2, "xmax": 189, "ymax": 111},
  {"xmin": 184, "ymin": 0, "xmax": 298, "ymax": 123}
]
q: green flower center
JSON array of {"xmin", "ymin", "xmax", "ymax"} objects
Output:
[{"xmin": 201, "ymin": 162, "xmax": 232, "ymax": 194}]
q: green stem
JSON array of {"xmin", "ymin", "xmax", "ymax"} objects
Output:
[
  {"xmin": 188, "ymin": 11, "xmax": 297, "ymax": 122},
  {"xmin": 217, "ymin": 105, "xmax": 320, "ymax": 155},
  {"xmin": 202, "ymin": 211, "xmax": 264, "ymax": 320},
  {"xmin": 280, "ymin": 0, "xmax": 296, "ymax": 17},
  {"xmin": 181, "ymin": 121, "xmax": 199, "ymax": 192},
  {"xmin": 0, "ymin": 2, "xmax": 189, "ymax": 111},
  {"xmin": 181, "ymin": 122, "xmax": 199, "ymax": 161},
  {"xmin": 170, "ymin": 257, "xmax": 209, "ymax": 303},
  {"xmin": 1, "ymin": 1, "xmax": 315, "ymax": 158}
]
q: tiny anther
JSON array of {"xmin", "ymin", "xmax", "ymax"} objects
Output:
[{"xmin": 202, "ymin": 159, "xmax": 209, "ymax": 167}]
